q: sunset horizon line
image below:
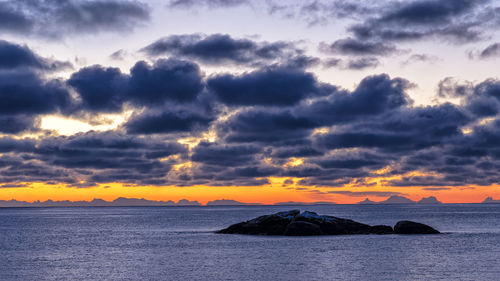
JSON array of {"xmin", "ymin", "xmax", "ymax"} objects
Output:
[{"xmin": 1, "ymin": 195, "xmax": 499, "ymax": 206}]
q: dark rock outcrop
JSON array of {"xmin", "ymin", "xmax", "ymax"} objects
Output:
[
  {"xmin": 284, "ymin": 221, "xmax": 323, "ymax": 236},
  {"xmin": 394, "ymin": 220, "xmax": 440, "ymax": 234},
  {"xmin": 218, "ymin": 210, "xmax": 441, "ymax": 236},
  {"xmin": 370, "ymin": 225, "xmax": 395, "ymax": 234}
]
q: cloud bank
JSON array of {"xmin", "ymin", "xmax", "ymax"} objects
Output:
[{"xmin": 2, "ymin": 36, "xmax": 500, "ymax": 190}]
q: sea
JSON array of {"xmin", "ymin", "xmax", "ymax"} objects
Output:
[{"xmin": 0, "ymin": 204, "xmax": 499, "ymax": 281}]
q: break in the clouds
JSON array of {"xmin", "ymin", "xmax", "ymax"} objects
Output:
[{"xmin": 0, "ymin": 0, "xmax": 149, "ymax": 38}]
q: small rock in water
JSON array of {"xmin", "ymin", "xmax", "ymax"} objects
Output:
[{"xmin": 217, "ymin": 210, "xmax": 440, "ymax": 236}]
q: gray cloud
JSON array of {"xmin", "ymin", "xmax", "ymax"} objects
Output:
[
  {"xmin": 348, "ymin": 0, "xmax": 493, "ymax": 44},
  {"xmin": 142, "ymin": 34, "xmax": 311, "ymax": 68},
  {"xmin": 320, "ymin": 38, "xmax": 398, "ymax": 56},
  {"xmin": 0, "ymin": 0, "xmax": 150, "ymax": 38},
  {"xmin": 477, "ymin": 43, "xmax": 500, "ymax": 59},
  {"xmin": 323, "ymin": 57, "xmax": 380, "ymax": 70}
]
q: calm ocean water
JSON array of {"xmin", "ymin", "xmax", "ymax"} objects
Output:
[{"xmin": 1, "ymin": 204, "xmax": 499, "ymax": 281}]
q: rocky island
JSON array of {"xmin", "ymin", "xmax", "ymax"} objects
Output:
[{"xmin": 217, "ymin": 210, "xmax": 440, "ymax": 236}]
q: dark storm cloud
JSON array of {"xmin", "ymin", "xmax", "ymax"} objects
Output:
[
  {"xmin": 127, "ymin": 59, "xmax": 204, "ymax": 105},
  {"xmin": 0, "ymin": 71, "xmax": 71, "ymax": 116},
  {"xmin": 0, "ymin": 115, "xmax": 39, "ymax": 134},
  {"xmin": 203, "ymin": 73, "xmax": 438, "ymax": 186},
  {"xmin": 231, "ymin": 165, "xmax": 282, "ymax": 178},
  {"xmin": 320, "ymin": 38, "xmax": 398, "ymax": 56},
  {"xmin": 0, "ymin": 131, "xmax": 188, "ymax": 186},
  {"xmin": 312, "ymin": 151, "xmax": 388, "ymax": 170},
  {"xmin": 68, "ymin": 59, "xmax": 204, "ymax": 112},
  {"xmin": 68, "ymin": 65, "xmax": 128, "ymax": 113},
  {"xmin": 378, "ymin": 120, "xmax": 500, "ymax": 187},
  {"xmin": 0, "ymin": 0, "xmax": 150, "ymax": 38},
  {"xmin": 37, "ymin": 136, "xmax": 153, "ymax": 170},
  {"xmin": 0, "ymin": 2, "xmax": 33, "ymax": 33},
  {"xmin": 219, "ymin": 110, "xmax": 317, "ymax": 144},
  {"xmin": 182, "ymin": 158, "xmax": 279, "ymax": 187},
  {"xmin": 0, "ymin": 40, "xmax": 51, "ymax": 70},
  {"xmin": 0, "ymin": 40, "xmax": 71, "ymax": 71},
  {"xmin": 438, "ymin": 77, "xmax": 500, "ymax": 117},
  {"xmin": 207, "ymin": 67, "xmax": 334, "ymax": 106},
  {"xmin": 313, "ymin": 104, "xmax": 470, "ymax": 152},
  {"xmin": 142, "ymin": 34, "xmax": 308, "ymax": 67},
  {"xmin": 378, "ymin": 0, "xmax": 476, "ymax": 25},
  {"xmin": 298, "ymin": 74, "xmax": 412, "ymax": 125},
  {"xmin": 0, "ymin": 40, "xmax": 72, "ymax": 133},
  {"xmin": 0, "ymin": 137, "xmax": 35, "ymax": 153},
  {"xmin": 270, "ymin": 144, "xmax": 322, "ymax": 159},
  {"xmin": 191, "ymin": 142, "xmax": 262, "ymax": 167},
  {"xmin": 125, "ymin": 109, "xmax": 214, "ymax": 134},
  {"xmin": 6, "ymin": 38, "xmax": 500, "ymax": 189},
  {"xmin": 348, "ymin": 0, "xmax": 491, "ymax": 43}
]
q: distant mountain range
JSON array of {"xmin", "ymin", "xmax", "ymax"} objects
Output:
[
  {"xmin": 0, "ymin": 197, "xmax": 201, "ymax": 207},
  {"xmin": 357, "ymin": 195, "xmax": 443, "ymax": 204},
  {"xmin": 0, "ymin": 195, "xmax": 498, "ymax": 207},
  {"xmin": 206, "ymin": 199, "xmax": 262, "ymax": 206},
  {"xmin": 482, "ymin": 197, "xmax": 500, "ymax": 203},
  {"xmin": 204, "ymin": 200, "xmax": 337, "ymax": 206},
  {"xmin": 0, "ymin": 198, "xmax": 338, "ymax": 207}
]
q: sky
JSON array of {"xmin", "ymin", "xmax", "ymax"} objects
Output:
[{"xmin": 1, "ymin": 0, "xmax": 500, "ymax": 204}]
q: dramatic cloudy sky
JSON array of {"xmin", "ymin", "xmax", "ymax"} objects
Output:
[{"xmin": 1, "ymin": 0, "xmax": 500, "ymax": 203}]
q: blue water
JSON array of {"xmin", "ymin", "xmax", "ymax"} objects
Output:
[{"xmin": 1, "ymin": 204, "xmax": 499, "ymax": 281}]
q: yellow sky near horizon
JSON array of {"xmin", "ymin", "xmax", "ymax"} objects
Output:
[{"xmin": 1, "ymin": 178, "xmax": 498, "ymax": 205}]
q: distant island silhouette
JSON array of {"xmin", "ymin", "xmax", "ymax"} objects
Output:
[
  {"xmin": 357, "ymin": 195, "xmax": 443, "ymax": 204},
  {"xmin": 206, "ymin": 199, "xmax": 262, "ymax": 206},
  {"xmin": 0, "ymin": 195, "xmax": 498, "ymax": 207},
  {"xmin": 483, "ymin": 197, "xmax": 500, "ymax": 203},
  {"xmin": 0, "ymin": 198, "xmax": 201, "ymax": 207}
]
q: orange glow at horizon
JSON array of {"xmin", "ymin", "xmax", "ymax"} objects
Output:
[{"xmin": 0, "ymin": 177, "xmax": 499, "ymax": 205}]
